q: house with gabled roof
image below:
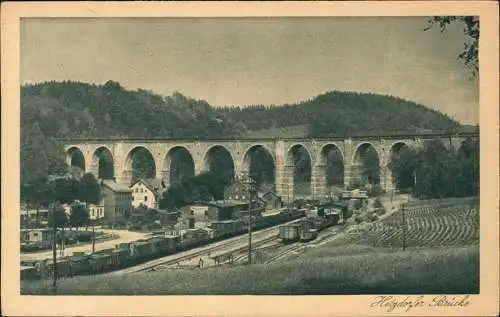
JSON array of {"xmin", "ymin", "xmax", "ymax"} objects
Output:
[{"xmin": 130, "ymin": 178, "xmax": 167, "ymax": 210}]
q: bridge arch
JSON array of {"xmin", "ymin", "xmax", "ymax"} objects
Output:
[
  {"xmin": 202, "ymin": 144, "xmax": 235, "ymax": 183},
  {"xmin": 123, "ymin": 146, "xmax": 156, "ymax": 185},
  {"xmin": 92, "ymin": 146, "xmax": 114, "ymax": 180},
  {"xmin": 317, "ymin": 143, "xmax": 344, "ymax": 196},
  {"xmin": 457, "ymin": 138, "xmax": 477, "ymax": 160},
  {"xmin": 286, "ymin": 144, "xmax": 312, "ymax": 199},
  {"xmin": 66, "ymin": 147, "xmax": 86, "ymax": 178},
  {"xmin": 351, "ymin": 142, "xmax": 380, "ymax": 188},
  {"xmin": 241, "ymin": 144, "xmax": 276, "ymax": 191},
  {"xmin": 387, "ymin": 141, "xmax": 415, "ymax": 191},
  {"xmin": 163, "ymin": 146, "xmax": 195, "ymax": 185}
]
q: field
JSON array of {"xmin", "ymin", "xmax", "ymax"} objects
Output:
[
  {"xmin": 21, "ymin": 245, "xmax": 478, "ymax": 295},
  {"xmin": 329, "ymin": 204, "xmax": 479, "ymax": 248}
]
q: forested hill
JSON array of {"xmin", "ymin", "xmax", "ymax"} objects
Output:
[
  {"xmin": 20, "ymin": 80, "xmax": 244, "ymax": 187},
  {"xmin": 21, "ymin": 80, "xmax": 465, "ymax": 189},
  {"xmin": 216, "ymin": 91, "xmax": 461, "ymax": 138},
  {"xmin": 21, "ymin": 80, "xmax": 243, "ymax": 140}
]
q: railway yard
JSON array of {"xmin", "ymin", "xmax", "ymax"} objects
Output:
[
  {"xmin": 21, "ymin": 194, "xmax": 481, "ymax": 295},
  {"xmin": 21, "ymin": 194, "xmax": 481, "ymax": 296},
  {"xmin": 108, "ymin": 194, "xmax": 410, "ymax": 274}
]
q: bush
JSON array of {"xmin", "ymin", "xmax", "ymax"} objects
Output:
[
  {"xmin": 367, "ymin": 185, "xmax": 381, "ymax": 197},
  {"xmin": 352, "ymin": 199, "xmax": 363, "ymax": 210},
  {"xmin": 366, "ymin": 212, "xmax": 379, "ymax": 222},
  {"xmin": 354, "ymin": 215, "xmax": 364, "ymax": 224},
  {"xmin": 375, "ymin": 208, "xmax": 386, "ymax": 216},
  {"xmin": 76, "ymin": 231, "xmax": 94, "ymax": 242}
]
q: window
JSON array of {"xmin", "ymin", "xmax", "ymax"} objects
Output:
[
  {"xmin": 135, "ymin": 188, "xmax": 138, "ymax": 193},
  {"xmin": 144, "ymin": 196, "xmax": 148, "ymax": 201},
  {"xmin": 235, "ymin": 195, "xmax": 239, "ymax": 199},
  {"xmin": 132, "ymin": 196, "xmax": 134, "ymax": 201},
  {"xmin": 242, "ymin": 195, "xmax": 246, "ymax": 200}
]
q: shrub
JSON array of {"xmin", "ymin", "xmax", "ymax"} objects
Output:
[
  {"xmin": 366, "ymin": 213, "xmax": 379, "ymax": 222},
  {"xmin": 375, "ymin": 208, "xmax": 386, "ymax": 216},
  {"xmin": 367, "ymin": 185, "xmax": 381, "ymax": 197},
  {"xmin": 354, "ymin": 215, "xmax": 364, "ymax": 224},
  {"xmin": 352, "ymin": 199, "xmax": 363, "ymax": 210}
]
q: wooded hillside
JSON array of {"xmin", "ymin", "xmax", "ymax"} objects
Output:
[{"xmin": 21, "ymin": 80, "xmax": 467, "ymax": 193}]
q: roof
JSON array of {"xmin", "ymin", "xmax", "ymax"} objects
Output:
[
  {"xmin": 208, "ymin": 200, "xmax": 248, "ymax": 208},
  {"xmin": 102, "ymin": 180, "xmax": 132, "ymax": 193},
  {"xmin": 131, "ymin": 178, "xmax": 166, "ymax": 195}
]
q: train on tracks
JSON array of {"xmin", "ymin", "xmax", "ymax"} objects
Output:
[
  {"xmin": 21, "ymin": 207, "xmax": 305, "ymax": 281},
  {"xmin": 279, "ymin": 202, "xmax": 348, "ymax": 243}
]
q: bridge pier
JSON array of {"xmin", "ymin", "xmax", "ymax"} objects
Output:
[{"xmin": 311, "ymin": 164, "xmax": 326, "ymax": 200}]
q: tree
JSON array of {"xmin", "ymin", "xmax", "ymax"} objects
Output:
[
  {"xmin": 51, "ymin": 177, "xmax": 80, "ymax": 204},
  {"xmin": 388, "ymin": 146, "xmax": 418, "ymax": 191},
  {"xmin": 21, "ymin": 122, "xmax": 48, "ymax": 187},
  {"xmin": 79, "ymin": 173, "xmax": 102, "ymax": 204},
  {"xmin": 69, "ymin": 202, "xmax": 89, "ymax": 229},
  {"xmin": 425, "ymin": 16, "xmax": 479, "ymax": 77},
  {"xmin": 48, "ymin": 201, "xmax": 68, "ymax": 228},
  {"xmin": 145, "ymin": 208, "xmax": 159, "ymax": 223}
]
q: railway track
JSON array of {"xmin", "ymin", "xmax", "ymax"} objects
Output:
[
  {"xmin": 264, "ymin": 243, "xmax": 305, "ymax": 264},
  {"xmin": 110, "ymin": 217, "xmax": 304, "ymax": 275},
  {"xmin": 144, "ymin": 234, "xmax": 281, "ymax": 272}
]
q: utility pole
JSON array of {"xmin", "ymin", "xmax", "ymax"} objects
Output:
[
  {"xmin": 242, "ymin": 172, "xmax": 256, "ymax": 265},
  {"xmin": 52, "ymin": 201, "xmax": 58, "ymax": 295},
  {"xmin": 92, "ymin": 221, "xmax": 95, "ymax": 253},
  {"xmin": 402, "ymin": 202, "xmax": 407, "ymax": 251}
]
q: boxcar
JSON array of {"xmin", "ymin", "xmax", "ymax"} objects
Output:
[
  {"xmin": 20, "ymin": 265, "xmax": 38, "ymax": 280},
  {"xmin": 89, "ymin": 253, "xmax": 111, "ymax": 273},
  {"xmin": 68, "ymin": 255, "xmax": 91, "ymax": 276},
  {"xmin": 130, "ymin": 241, "xmax": 155, "ymax": 260},
  {"xmin": 299, "ymin": 228, "xmax": 318, "ymax": 242},
  {"xmin": 279, "ymin": 224, "xmax": 300, "ymax": 243}
]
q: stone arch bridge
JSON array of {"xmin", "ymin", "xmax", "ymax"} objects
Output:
[{"xmin": 62, "ymin": 133, "xmax": 478, "ymax": 203}]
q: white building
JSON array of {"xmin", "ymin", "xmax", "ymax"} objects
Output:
[
  {"xmin": 130, "ymin": 179, "xmax": 166, "ymax": 210},
  {"xmin": 88, "ymin": 203, "xmax": 105, "ymax": 220},
  {"xmin": 62, "ymin": 200, "xmax": 105, "ymax": 221}
]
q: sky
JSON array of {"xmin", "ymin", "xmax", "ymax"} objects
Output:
[{"xmin": 21, "ymin": 17, "xmax": 479, "ymax": 124}]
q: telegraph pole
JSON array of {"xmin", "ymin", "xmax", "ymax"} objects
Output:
[
  {"xmin": 242, "ymin": 172, "xmax": 256, "ymax": 265},
  {"xmin": 52, "ymin": 201, "xmax": 58, "ymax": 295},
  {"xmin": 402, "ymin": 202, "xmax": 407, "ymax": 251},
  {"xmin": 92, "ymin": 222, "xmax": 95, "ymax": 254},
  {"xmin": 247, "ymin": 184, "xmax": 253, "ymax": 265}
]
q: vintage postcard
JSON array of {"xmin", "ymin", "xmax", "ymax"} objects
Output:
[{"xmin": 1, "ymin": 1, "xmax": 498, "ymax": 316}]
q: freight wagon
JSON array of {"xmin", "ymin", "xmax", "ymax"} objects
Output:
[{"xmin": 20, "ymin": 208, "xmax": 306, "ymax": 281}]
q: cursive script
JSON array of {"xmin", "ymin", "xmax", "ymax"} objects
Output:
[{"xmin": 371, "ymin": 295, "xmax": 471, "ymax": 312}]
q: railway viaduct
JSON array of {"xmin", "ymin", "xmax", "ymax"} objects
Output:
[{"xmin": 62, "ymin": 133, "xmax": 478, "ymax": 202}]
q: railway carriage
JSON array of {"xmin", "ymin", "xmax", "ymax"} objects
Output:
[
  {"xmin": 21, "ymin": 265, "xmax": 38, "ymax": 280},
  {"xmin": 89, "ymin": 253, "xmax": 112, "ymax": 273},
  {"xmin": 279, "ymin": 223, "xmax": 300, "ymax": 243}
]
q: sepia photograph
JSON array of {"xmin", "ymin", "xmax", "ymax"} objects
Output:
[{"xmin": 2, "ymin": 2, "xmax": 498, "ymax": 317}]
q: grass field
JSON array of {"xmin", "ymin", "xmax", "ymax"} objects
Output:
[
  {"xmin": 21, "ymin": 245, "xmax": 479, "ymax": 295},
  {"xmin": 21, "ymin": 197, "xmax": 480, "ymax": 295}
]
